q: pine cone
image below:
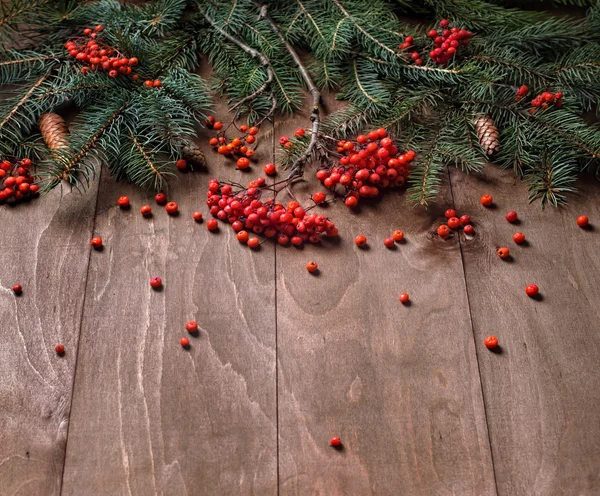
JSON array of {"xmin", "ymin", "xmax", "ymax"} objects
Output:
[
  {"xmin": 181, "ymin": 142, "xmax": 207, "ymax": 168},
  {"xmin": 39, "ymin": 113, "xmax": 69, "ymax": 153},
  {"xmin": 474, "ymin": 115, "xmax": 500, "ymax": 156}
]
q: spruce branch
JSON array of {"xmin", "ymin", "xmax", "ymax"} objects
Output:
[{"xmin": 0, "ymin": 72, "xmax": 51, "ymax": 132}]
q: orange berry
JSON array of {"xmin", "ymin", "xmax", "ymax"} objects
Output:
[
  {"xmin": 213, "ymin": 121, "xmax": 223, "ymax": 131},
  {"xmin": 231, "ymin": 138, "xmax": 242, "ymax": 147},
  {"xmin": 392, "ymin": 230, "xmax": 404, "ymax": 242},
  {"xmin": 245, "ymin": 135, "xmax": 256, "ymax": 144},
  {"xmin": 237, "ymin": 157, "xmax": 250, "ymax": 170},
  {"xmin": 484, "ymin": 336, "xmax": 498, "ymax": 349},
  {"xmin": 240, "ymin": 124, "xmax": 248, "ymax": 133},
  {"xmin": 245, "ymin": 149, "xmax": 255, "ymax": 158},
  {"xmin": 248, "ymin": 126, "xmax": 259, "ymax": 135},
  {"xmin": 209, "ymin": 137, "xmax": 218, "ymax": 146},
  {"xmin": 354, "ymin": 235, "xmax": 367, "ymax": 247},
  {"xmin": 480, "ymin": 194, "xmax": 493, "ymax": 206},
  {"xmin": 437, "ymin": 224, "xmax": 451, "ymax": 238},
  {"xmin": 497, "ymin": 247, "xmax": 510, "ymax": 259},
  {"xmin": 306, "ymin": 261, "xmax": 319, "ymax": 273}
]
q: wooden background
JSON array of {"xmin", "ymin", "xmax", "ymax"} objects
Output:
[{"xmin": 1, "ymin": 88, "xmax": 600, "ymax": 495}]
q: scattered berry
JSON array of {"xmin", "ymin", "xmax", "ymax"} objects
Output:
[
  {"xmin": 140, "ymin": 205, "xmax": 152, "ymax": 216},
  {"xmin": 207, "ymin": 218, "xmax": 218, "ymax": 231},
  {"xmin": 392, "ymin": 230, "xmax": 404, "ymax": 242},
  {"xmin": 176, "ymin": 159, "xmax": 187, "ymax": 170},
  {"xmin": 150, "ymin": 276, "xmax": 162, "ymax": 289},
  {"xmin": 445, "ymin": 209, "xmax": 456, "ymax": 219},
  {"xmin": 525, "ymin": 284, "xmax": 539, "ymax": 297},
  {"xmin": 247, "ymin": 237, "xmax": 260, "ymax": 249},
  {"xmin": 399, "ymin": 292, "xmax": 409, "ymax": 304},
  {"xmin": 312, "ymin": 192, "xmax": 326, "ymax": 204},
  {"xmin": 186, "ymin": 321, "xmax": 198, "ymax": 332},
  {"xmin": 236, "ymin": 230, "xmax": 249, "ymax": 243},
  {"xmin": 480, "ymin": 194, "xmax": 493, "ymax": 207},
  {"xmin": 165, "ymin": 202, "xmax": 178, "ymax": 215},
  {"xmin": 497, "ymin": 247, "xmax": 510, "ymax": 259},
  {"xmin": 330, "ymin": 437, "xmax": 342, "ymax": 448},
  {"xmin": 294, "ymin": 128, "xmax": 305, "ymax": 136},
  {"xmin": 91, "ymin": 236, "xmax": 103, "ymax": 248},
  {"xmin": 12, "ymin": 284, "xmax": 22, "ymax": 295},
  {"xmin": 55, "ymin": 344, "xmax": 65, "ymax": 355},
  {"xmin": 355, "ymin": 235, "xmax": 367, "ymax": 247},
  {"xmin": 155, "ymin": 192, "xmax": 167, "ymax": 205},
  {"xmin": 118, "ymin": 196, "xmax": 130, "ymax": 208},
  {"xmin": 437, "ymin": 224, "xmax": 451, "ymax": 238},
  {"xmin": 463, "ymin": 224, "xmax": 474, "ymax": 235},
  {"xmin": 180, "ymin": 337, "xmax": 190, "ymax": 348},
  {"xmin": 306, "ymin": 261, "xmax": 319, "ymax": 273},
  {"xmin": 513, "ymin": 232, "xmax": 525, "ymax": 244},
  {"xmin": 447, "ymin": 217, "xmax": 460, "ymax": 229},
  {"xmin": 237, "ymin": 157, "xmax": 250, "ymax": 170},
  {"xmin": 505, "ymin": 210, "xmax": 518, "ymax": 223},
  {"xmin": 264, "ymin": 163, "xmax": 276, "ymax": 176},
  {"xmin": 192, "ymin": 211, "xmax": 203, "ymax": 222},
  {"xmin": 213, "ymin": 121, "xmax": 223, "ymax": 131},
  {"xmin": 577, "ymin": 215, "xmax": 589, "ymax": 227},
  {"xmin": 484, "ymin": 336, "xmax": 498, "ymax": 349},
  {"xmin": 384, "ymin": 237, "xmax": 395, "ymax": 248},
  {"xmin": 460, "ymin": 215, "xmax": 471, "ymax": 226}
]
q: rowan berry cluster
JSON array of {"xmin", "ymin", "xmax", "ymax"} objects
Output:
[
  {"xmin": 529, "ymin": 91, "xmax": 563, "ymax": 111},
  {"xmin": 315, "ymin": 128, "xmax": 415, "ymax": 208},
  {"xmin": 65, "ymin": 25, "xmax": 140, "ymax": 79},
  {"xmin": 515, "ymin": 85, "xmax": 529, "ymax": 102},
  {"xmin": 437, "ymin": 208, "xmax": 473, "ymax": 238},
  {"xmin": 0, "ymin": 158, "xmax": 39, "ymax": 204},
  {"xmin": 279, "ymin": 128, "xmax": 305, "ymax": 150},
  {"xmin": 398, "ymin": 36, "xmax": 423, "ymax": 66},
  {"xmin": 427, "ymin": 20, "xmax": 473, "ymax": 65},
  {"xmin": 206, "ymin": 178, "xmax": 339, "ymax": 247},
  {"xmin": 207, "ymin": 116, "xmax": 259, "ymax": 169}
]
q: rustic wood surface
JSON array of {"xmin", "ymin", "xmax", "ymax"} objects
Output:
[{"xmin": 1, "ymin": 102, "xmax": 600, "ymax": 496}]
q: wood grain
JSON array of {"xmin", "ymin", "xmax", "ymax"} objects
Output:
[
  {"xmin": 0, "ymin": 184, "xmax": 98, "ymax": 495},
  {"xmin": 450, "ymin": 166, "xmax": 600, "ymax": 495},
  {"xmin": 274, "ymin": 106, "xmax": 496, "ymax": 495},
  {"xmin": 61, "ymin": 117, "xmax": 278, "ymax": 493}
]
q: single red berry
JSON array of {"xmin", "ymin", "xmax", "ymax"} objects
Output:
[
  {"xmin": 354, "ymin": 235, "xmax": 367, "ymax": 247},
  {"xmin": 247, "ymin": 237, "xmax": 260, "ymax": 249},
  {"xmin": 497, "ymin": 247, "xmax": 510, "ymax": 259},
  {"xmin": 140, "ymin": 205, "xmax": 152, "ymax": 216},
  {"xmin": 577, "ymin": 215, "xmax": 589, "ymax": 227},
  {"xmin": 330, "ymin": 437, "xmax": 342, "ymax": 448},
  {"xmin": 460, "ymin": 215, "xmax": 471, "ymax": 226},
  {"xmin": 437, "ymin": 224, "xmax": 451, "ymax": 238},
  {"xmin": 91, "ymin": 236, "xmax": 103, "ymax": 248},
  {"xmin": 264, "ymin": 163, "xmax": 276, "ymax": 175},
  {"xmin": 118, "ymin": 196, "xmax": 130, "ymax": 208},
  {"xmin": 480, "ymin": 194, "xmax": 493, "ymax": 207},
  {"xmin": 192, "ymin": 211, "xmax": 203, "ymax": 222},
  {"xmin": 150, "ymin": 276, "xmax": 162, "ymax": 289},
  {"xmin": 213, "ymin": 121, "xmax": 223, "ymax": 131},
  {"xmin": 399, "ymin": 292, "xmax": 409, "ymax": 304},
  {"xmin": 505, "ymin": 210, "xmax": 518, "ymax": 223},
  {"xmin": 180, "ymin": 337, "xmax": 190, "ymax": 348},
  {"xmin": 248, "ymin": 126, "xmax": 259, "ymax": 136},
  {"xmin": 152, "ymin": 79, "xmax": 161, "ymax": 87},
  {"xmin": 484, "ymin": 336, "xmax": 498, "ymax": 349},
  {"xmin": 392, "ymin": 230, "xmax": 404, "ymax": 242},
  {"xmin": 207, "ymin": 218, "xmax": 218, "ymax": 231},
  {"xmin": 463, "ymin": 225, "xmax": 475, "ymax": 235},
  {"xmin": 175, "ymin": 159, "xmax": 187, "ymax": 170},
  {"xmin": 155, "ymin": 192, "xmax": 167, "ymax": 205},
  {"xmin": 237, "ymin": 157, "xmax": 250, "ymax": 170},
  {"xmin": 186, "ymin": 320, "xmax": 198, "ymax": 332},
  {"xmin": 294, "ymin": 128, "xmax": 305, "ymax": 136},
  {"xmin": 447, "ymin": 217, "xmax": 460, "ymax": 229},
  {"xmin": 345, "ymin": 196, "xmax": 358, "ymax": 208},
  {"xmin": 165, "ymin": 202, "xmax": 178, "ymax": 215},
  {"xmin": 236, "ymin": 230, "xmax": 249, "ymax": 243},
  {"xmin": 445, "ymin": 208, "xmax": 456, "ymax": 219},
  {"xmin": 306, "ymin": 261, "xmax": 319, "ymax": 273},
  {"xmin": 55, "ymin": 344, "xmax": 65, "ymax": 354},
  {"xmin": 312, "ymin": 192, "xmax": 326, "ymax": 204},
  {"xmin": 525, "ymin": 284, "xmax": 539, "ymax": 297},
  {"xmin": 384, "ymin": 237, "xmax": 395, "ymax": 248},
  {"xmin": 12, "ymin": 284, "xmax": 22, "ymax": 295},
  {"xmin": 513, "ymin": 232, "xmax": 525, "ymax": 244}
]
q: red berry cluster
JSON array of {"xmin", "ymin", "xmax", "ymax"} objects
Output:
[
  {"xmin": 529, "ymin": 91, "xmax": 563, "ymax": 112},
  {"xmin": 515, "ymin": 85, "xmax": 529, "ymax": 102},
  {"xmin": 398, "ymin": 36, "xmax": 423, "ymax": 66},
  {"xmin": 207, "ymin": 117, "xmax": 259, "ymax": 168},
  {"xmin": 65, "ymin": 25, "xmax": 140, "ymax": 79},
  {"xmin": 0, "ymin": 158, "xmax": 39, "ymax": 204},
  {"xmin": 315, "ymin": 128, "xmax": 415, "ymax": 208},
  {"xmin": 206, "ymin": 178, "xmax": 339, "ymax": 247},
  {"xmin": 427, "ymin": 20, "xmax": 473, "ymax": 65},
  {"xmin": 437, "ymin": 208, "xmax": 473, "ymax": 238}
]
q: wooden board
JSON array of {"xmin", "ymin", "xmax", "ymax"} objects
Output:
[
  {"xmin": 0, "ymin": 184, "xmax": 98, "ymax": 495},
  {"xmin": 273, "ymin": 108, "xmax": 496, "ymax": 495},
  {"xmin": 450, "ymin": 166, "xmax": 600, "ymax": 495},
  {"xmin": 61, "ymin": 117, "xmax": 278, "ymax": 493}
]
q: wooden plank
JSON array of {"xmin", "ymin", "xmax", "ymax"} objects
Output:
[
  {"xmin": 450, "ymin": 166, "xmax": 600, "ymax": 495},
  {"xmin": 61, "ymin": 119, "xmax": 278, "ymax": 493},
  {"xmin": 0, "ymin": 184, "xmax": 98, "ymax": 495},
  {"xmin": 274, "ymin": 108, "xmax": 496, "ymax": 494}
]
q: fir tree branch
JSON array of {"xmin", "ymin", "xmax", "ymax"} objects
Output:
[
  {"xmin": 0, "ymin": 55, "xmax": 59, "ymax": 68},
  {"xmin": 129, "ymin": 130, "xmax": 165, "ymax": 182},
  {"xmin": 0, "ymin": 72, "xmax": 50, "ymax": 131}
]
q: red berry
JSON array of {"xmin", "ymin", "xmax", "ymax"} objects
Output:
[
  {"xmin": 236, "ymin": 230, "xmax": 249, "ymax": 243},
  {"xmin": 176, "ymin": 159, "xmax": 187, "ymax": 170},
  {"xmin": 248, "ymin": 126, "xmax": 259, "ymax": 136},
  {"xmin": 480, "ymin": 194, "xmax": 493, "ymax": 207},
  {"xmin": 264, "ymin": 163, "xmax": 276, "ymax": 175},
  {"xmin": 459, "ymin": 215, "xmax": 471, "ymax": 226},
  {"xmin": 577, "ymin": 215, "xmax": 589, "ymax": 227},
  {"xmin": 525, "ymin": 284, "xmax": 539, "ymax": 297},
  {"xmin": 237, "ymin": 157, "xmax": 250, "ymax": 170},
  {"xmin": 330, "ymin": 437, "xmax": 342, "ymax": 448},
  {"xmin": 152, "ymin": 80, "xmax": 161, "ymax": 87},
  {"xmin": 312, "ymin": 192, "xmax": 326, "ymax": 204},
  {"xmin": 437, "ymin": 224, "xmax": 451, "ymax": 238},
  {"xmin": 345, "ymin": 196, "xmax": 358, "ymax": 208},
  {"xmin": 384, "ymin": 237, "xmax": 395, "ymax": 248},
  {"xmin": 91, "ymin": 236, "xmax": 103, "ymax": 248},
  {"xmin": 399, "ymin": 292, "xmax": 409, "ymax": 304},
  {"xmin": 192, "ymin": 211, "xmax": 203, "ymax": 222},
  {"xmin": 447, "ymin": 217, "xmax": 460, "ymax": 229},
  {"xmin": 497, "ymin": 247, "xmax": 510, "ymax": 259},
  {"xmin": 165, "ymin": 202, "xmax": 178, "ymax": 215},
  {"xmin": 140, "ymin": 205, "xmax": 152, "ymax": 216},
  {"xmin": 150, "ymin": 276, "xmax": 162, "ymax": 289},
  {"xmin": 207, "ymin": 218, "xmax": 218, "ymax": 231},
  {"xmin": 213, "ymin": 121, "xmax": 223, "ymax": 131},
  {"xmin": 55, "ymin": 344, "xmax": 65, "ymax": 354},
  {"xmin": 306, "ymin": 261, "xmax": 318, "ymax": 273},
  {"xmin": 247, "ymin": 237, "xmax": 260, "ymax": 249},
  {"xmin": 180, "ymin": 337, "xmax": 190, "ymax": 348},
  {"xmin": 445, "ymin": 208, "xmax": 456, "ymax": 219},
  {"xmin": 505, "ymin": 210, "xmax": 518, "ymax": 223},
  {"xmin": 118, "ymin": 196, "xmax": 130, "ymax": 208},
  {"xmin": 354, "ymin": 235, "xmax": 367, "ymax": 247},
  {"xmin": 513, "ymin": 232, "xmax": 525, "ymax": 244},
  {"xmin": 12, "ymin": 284, "xmax": 22, "ymax": 295},
  {"xmin": 463, "ymin": 225, "xmax": 475, "ymax": 235},
  {"xmin": 155, "ymin": 192, "xmax": 167, "ymax": 205},
  {"xmin": 392, "ymin": 230, "xmax": 404, "ymax": 242},
  {"xmin": 294, "ymin": 128, "xmax": 305, "ymax": 136},
  {"xmin": 484, "ymin": 336, "xmax": 498, "ymax": 349},
  {"xmin": 186, "ymin": 320, "xmax": 198, "ymax": 332}
]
